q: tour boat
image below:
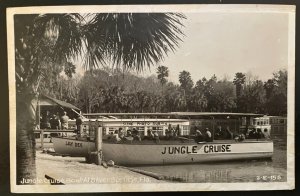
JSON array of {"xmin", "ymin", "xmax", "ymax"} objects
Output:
[
  {"xmin": 50, "ymin": 114, "xmax": 273, "ymax": 165},
  {"xmin": 51, "ymin": 137, "xmax": 273, "ymax": 165}
]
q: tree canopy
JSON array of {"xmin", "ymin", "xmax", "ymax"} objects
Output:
[{"xmin": 45, "ymin": 69, "xmax": 287, "ymax": 116}]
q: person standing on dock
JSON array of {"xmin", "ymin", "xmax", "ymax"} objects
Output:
[
  {"xmin": 49, "ymin": 114, "xmax": 61, "ymax": 141},
  {"xmin": 41, "ymin": 110, "xmax": 51, "ymax": 129},
  {"xmin": 61, "ymin": 111, "xmax": 69, "ymax": 130},
  {"xmin": 50, "ymin": 114, "xmax": 60, "ymax": 130},
  {"xmin": 60, "ymin": 111, "xmax": 69, "ymax": 137},
  {"xmin": 75, "ymin": 114, "xmax": 83, "ymax": 135}
]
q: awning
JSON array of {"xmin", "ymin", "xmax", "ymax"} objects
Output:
[{"xmin": 39, "ymin": 94, "xmax": 80, "ymax": 111}]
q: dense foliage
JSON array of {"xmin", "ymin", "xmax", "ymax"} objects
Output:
[{"xmin": 40, "ymin": 68, "xmax": 287, "ymax": 116}]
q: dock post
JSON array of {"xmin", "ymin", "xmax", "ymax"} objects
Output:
[
  {"xmin": 95, "ymin": 126, "xmax": 103, "ymax": 165},
  {"xmin": 79, "ymin": 124, "xmax": 84, "ymax": 137},
  {"xmin": 41, "ymin": 129, "xmax": 44, "ymax": 149}
]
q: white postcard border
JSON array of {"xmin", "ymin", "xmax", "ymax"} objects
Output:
[{"xmin": 7, "ymin": 4, "xmax": 295, "ymax": 192}]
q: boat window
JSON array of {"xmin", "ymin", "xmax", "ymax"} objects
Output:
[
  {"xmin": 274, "ymin": 126, "xmax": 278, "ymax": 133},
  {"xmin": 137, "ymin": 127, "xmax": 145, "ymax": 136},
  {"xmin": 253, "ymin": 119, "xmax": 257, "ymax": 125},
  {"xmin": 182, "ymin": 125, "xmax": 189, "ymax": 135},
  {"xmin": 280, "ymin": 119, "xmax": 284, "ymax": 124},
  {"xmin": 241, "ymin": 117, "xmax": 247, "ymax": 126},
  {"xmin": 250, "ymin": 117, "xmax": 254, "ymax": 125},
  {"xmin": 152, "ymin": 126, "xmax": 164, "ymax": 136}
]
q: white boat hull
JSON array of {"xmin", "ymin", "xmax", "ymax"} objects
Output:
[{"xmin": 52, "ymin": 137, "xmax": 273, "ymax": 165}]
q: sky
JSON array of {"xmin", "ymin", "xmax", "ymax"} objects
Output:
[
  {"xmin": 75, "ymin": 11, "xmax": 290, "ymax": 83},
  {"xmin": 137, "ymin": 12, "xmax": 289, "ymax": 83}
]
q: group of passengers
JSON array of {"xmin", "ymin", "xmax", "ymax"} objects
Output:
[
  {"xmin": 107, "ymin": 127, "xmax": 182, "ymax": 143},
  {"xmin": 164, "ymin": 128, "xmax": 180, "ymax": 140},
  {"xmin": 106, "ymin": 126, "xmax": 271, "ymax": 143},
  {"xmin": 232, "ymin": 128, "xmax": 270, "ymax": 142},
  {"xmin": 193, "ymin": 126, "xmax": 242, "ymax": 143},
  {"xmin": 39, "ymin": 110, "xmax": 70, "ymax": 142},
  {"xmin": 108, "ymin": 128, "xmax": 142, "ymax": 143},
  {"xmin": 40, "ymin": 110, "xmax": 69, "ymax": 130},
  {"xmin": 194, "ymin": 128, "xmax": 213, "ymax": 143},
  {"xmin": 214, "ymin": 126, "xmax": 234, "ymax": 140},
  {"xmin": 246, "ymin": 128, "xmax": 270, "ymax": 139}
]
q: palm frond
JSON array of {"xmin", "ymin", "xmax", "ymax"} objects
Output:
[
  {"xmin": 33, "ymin": 14, "xmax": 83, "ymax": 63},
  {"xmin": 84, "ymin": 13, "xmax": 186, "ymax": 71}
]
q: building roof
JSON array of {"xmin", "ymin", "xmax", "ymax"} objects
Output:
[{"xmin": 40, "ymin": 95, "xmax": 80, "ymax": 111}]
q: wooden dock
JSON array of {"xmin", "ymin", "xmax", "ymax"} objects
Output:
[{"xmin": 35, "ymin": 151, "xmax": 162, "ymax": 185}]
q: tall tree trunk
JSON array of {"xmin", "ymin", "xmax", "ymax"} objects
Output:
[{"xmin": 16, "ymin": 93, "xmax": 37, "ymax": 185}]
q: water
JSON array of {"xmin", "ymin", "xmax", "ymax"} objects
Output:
[{"xmin": 133, "ymin": 137, "xmax": 287, "ymax": 183}]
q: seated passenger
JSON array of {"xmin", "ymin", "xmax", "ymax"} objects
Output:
[
  {"xmin": 257, "ymin": 129, "xmax": 264, "ymax": 139},
  {"xmin": 262, "ymin": 129, "xmax": 271, "ymax": 139},
  {"xmin": 171, "ymin": 128, "xmax": 177, "ymax": 138},
  {"xmin": 195, "ymin": 130, "xmax": 204, "ymax": 143},
  {"xmin": 147, "ymin": 130, "xmax": 154, "ymax": 140},
  {"xmin": 204, "ymin": 128, "xmax": 212, "ymax": 142},
  {"xmin": 104, "ymin": 132, "xmax": 113, "ymax": 140},
  {"xmin": 126, "ymin": 130, "xmax": 132, "ymax": 137},
  {"xmin": 225, "ymin": 127, "xmax": 233, "ymax": 139},
  {"xmin": 165, "ymin": 129, "xmax": 171, "ymax": 140},
  {"xmin": 111, "ymin": 130, "xmax": 121, "ymax": 143},
  {"xmin": 123, "ymin": 130, "xmax": 133, "ymax": 141},
  {"xmin": 234, "ymin": 134, "xmax": 245, "ymax": 142},
  {"xmin": 245, "ymin": 129, "xmax": 252, "ymax": 138},
  {"xmin": 118, "ymin": 128, "xmax": 125, "ymax": 140},
  {"xmin": 132, "ymin": 128, "xmax": 141, "ymax": 141},
  {"xmin": 214, "ymin": 126, "xmax": 222, "ymax": 140},
  {"xmin": 153, "ymin": 131, "xmax": 160, "ymax": 143},
  {"xmin": 248, "ymin": 129, "xmax": 258, "ymax": 139}
]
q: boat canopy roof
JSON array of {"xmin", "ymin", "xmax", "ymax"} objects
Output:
[
  {"xmin": 83, "ymin": 112, "xmax": 264, "ymax": 118},
  {"xmin": 170, "ymin": 112, "xmax": 264, "ymax": 117}
]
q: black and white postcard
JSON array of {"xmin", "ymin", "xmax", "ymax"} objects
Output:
[{"xmin": 7, "ymin": 4, "xmax": 295, "ymax": 192}]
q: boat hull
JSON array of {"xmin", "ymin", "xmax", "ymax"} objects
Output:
[{"xmin": 52, "ymin": 137, "xmax": 273, "ymax": 165}]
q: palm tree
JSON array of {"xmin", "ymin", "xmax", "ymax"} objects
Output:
[
  {"xmin": 233, "ymin": 72, "xmax": 246, "ymax": 98},
  {"xmin": 179, "ymin": 70, "xmax": 194, "ymax": 91},
  {"xmin": 178, "ymin": 71, "xmax": 194, "ymax": 111},
  {"xmin": 233, "ymin": 72, "xmax": 246, "ymax": 111},
  {"xmin": 14, "ymin": 13, "xmax": 185, "ymax": 184},
  {"xmin": 156, "ymin": 65, "xmax": 169, "ymax": 87}
]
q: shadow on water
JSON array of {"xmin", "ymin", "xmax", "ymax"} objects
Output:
[{"xmin": 133, "ymin": 137, "xmax": 287, "ymax": 183}]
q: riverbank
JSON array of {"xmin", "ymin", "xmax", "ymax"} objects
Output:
[{"xmin": 35, "ymin": 151, "xmax": 162, "ymax": 185}]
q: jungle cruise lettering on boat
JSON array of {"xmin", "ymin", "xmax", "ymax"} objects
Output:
[
  {"xmin": 161, "ymin": 146, "xmax": 198, "ymax": 154},
  {"xmin": 161, "ymin": 144, "xmax": 232, "ymax": 154},
  {"xmin": 203, "ymin": 144, "xmax": 231, "ymax": 153}
]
